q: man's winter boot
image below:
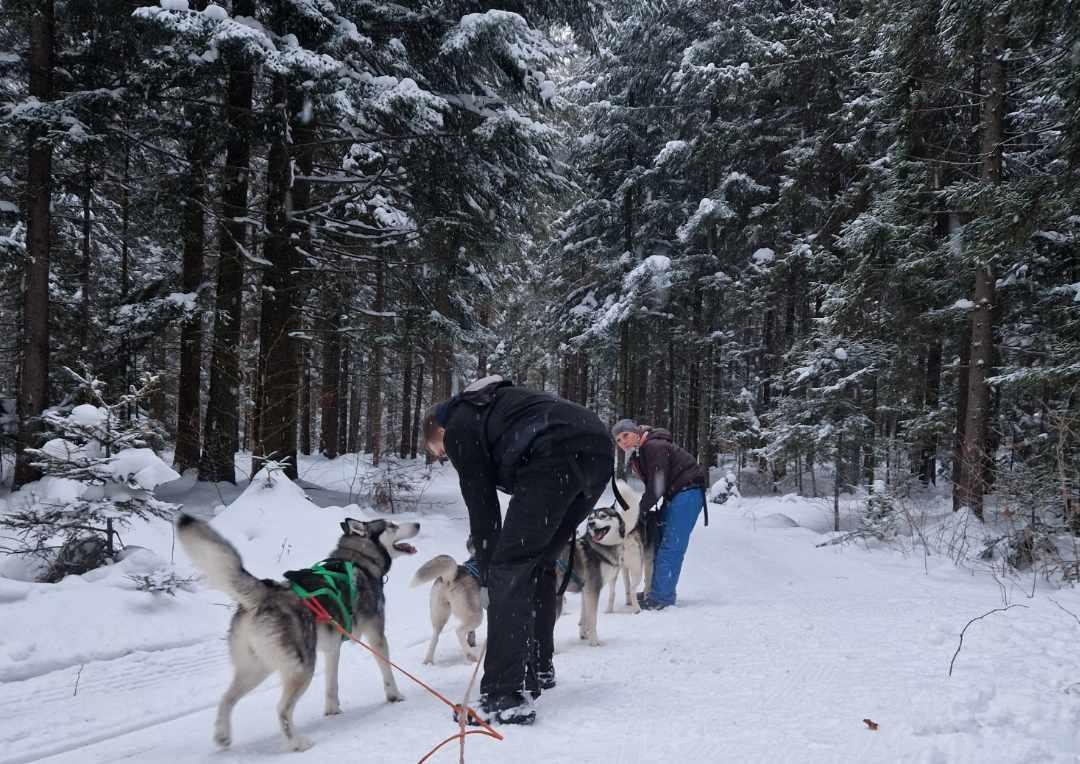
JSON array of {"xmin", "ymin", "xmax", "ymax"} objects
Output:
[
  {"xmin": 454, "ymin": 692, "xmax": 536, "ymax": 726},
  {"xmin": 537, "ymin": 668, "xmax": 556, "ymax": 691}
]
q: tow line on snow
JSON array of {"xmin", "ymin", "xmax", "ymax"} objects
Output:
[{"xmin": 299, "ymin": 596, "xmax": 503, "ymax": 763}]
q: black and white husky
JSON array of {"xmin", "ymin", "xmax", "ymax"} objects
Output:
[
  {"xmin": 176, "ymin": 514, "xmax": 419, "ymax": 752},
  {"xmin": 556, "ymin": 479, "xmax": 645, "ymax": 646}
]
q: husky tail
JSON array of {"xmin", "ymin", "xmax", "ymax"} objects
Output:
[
  {"xmin": 615, "ymin": 478, "xmax": 643, "ymax": 533},
  {"xmin": 176, "ymin": 514, "xmax": 266, "ymax": 610},
  {"xmin": 410, "ymin": 554, "xmax": 459, "ymax": 587}
]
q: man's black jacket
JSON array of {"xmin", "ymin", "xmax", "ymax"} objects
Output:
[{"xmin": 439, "ymin": 379, "xmax": 611, "ymax": 563}]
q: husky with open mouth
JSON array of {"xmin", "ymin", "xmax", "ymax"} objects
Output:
[
  {"xmin": 176, "ymin": 514, "xmax": 419, "ymax": 752},
  {"xmin": 554, "ymin": 480, "xmax": 643, "ymax": 646}
]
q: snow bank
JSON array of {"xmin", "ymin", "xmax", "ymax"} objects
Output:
[{"xmin": 0, "ymin": 510, "xmax": 220, "ymax": 683}]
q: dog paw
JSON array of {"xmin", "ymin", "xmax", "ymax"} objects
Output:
[
  {"xmin": 386, "ymin": 691, "xmax": 404, "ymax": 703},
  {"xmin": 287, "ymin": 736, "xmax": 314, "ymax": 752},
  {"xmin": 324, "ymin": 703, "xmax": 342, "ymax": 716},
  {"xmin": 590, "ymin": 638, "xmax": 602, "ymax": 647},
  {"xmin": 213, "ymin": 731, "xmax": 231, "ymax": 749},
  {"xmin": 422, "ymin": 658, "xmax": 434, "ymax": 666}
]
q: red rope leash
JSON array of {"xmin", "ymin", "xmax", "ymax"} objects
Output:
[{"xmin": 300, "ymin": 597, "xmax": 504, "ymax": 762}]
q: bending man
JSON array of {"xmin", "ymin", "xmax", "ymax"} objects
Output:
[{"xmin": 425, "ymin": 376, "xmax": 612, "ymax": 725}]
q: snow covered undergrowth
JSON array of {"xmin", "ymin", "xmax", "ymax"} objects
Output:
[{"xmin": 3, "ymin": 459, "xmax": 1080, "ymax": 763}]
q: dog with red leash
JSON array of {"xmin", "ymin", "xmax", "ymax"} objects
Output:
[{"xmin": 176, "ymin": 514, "xmax": 418, "ymax": 752}]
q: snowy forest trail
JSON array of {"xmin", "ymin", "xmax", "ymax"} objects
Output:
[{"xmin": 3, "ymin": 469, "xmax": 1080, "ymax": 764}]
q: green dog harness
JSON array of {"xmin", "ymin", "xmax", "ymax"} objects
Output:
[{"xmin": 285, "ymin": 560, "xmax": 357, "ymax": 637}]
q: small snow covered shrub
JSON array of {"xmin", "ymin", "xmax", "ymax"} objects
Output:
[
  {"xmin": 126, "ymin": 569, "xmax": 198, "ymax": 596},
  {"xmin": 709, "ymin": 473, "xmax": 740, "ymax": 505},
  {"xmin": 0, "ymin": 368, "xmax": 179, "ymax": 582},
  {"xmin": 861, "ymin": 482, "xmax": 899, "ymax": 541}
]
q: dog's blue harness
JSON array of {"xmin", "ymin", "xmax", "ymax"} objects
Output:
[{"xmin": 461, "ymin": 557, "xmax": 483, "ymax": 581}]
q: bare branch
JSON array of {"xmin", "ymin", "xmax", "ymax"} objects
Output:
[{"xmin": 948, "ymin": 604, "xmax": 1029, "ymax": 677}]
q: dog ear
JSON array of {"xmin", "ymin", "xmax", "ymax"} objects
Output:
[
  {"xmin": 341, "ymin": 518, "xmax": 368, "ymax": 536},
  {"xmin": 367, "ymin": 519, "xmax": 388, "ymax": 536}
]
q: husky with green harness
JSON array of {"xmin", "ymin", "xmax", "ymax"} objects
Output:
[
  {"xmin": 175, "ymin": 514, "xmax": 419, "ymax": 753},
  {"xmin": 285, "ymin": 560, "xmax": 358, "ymax": 638}
]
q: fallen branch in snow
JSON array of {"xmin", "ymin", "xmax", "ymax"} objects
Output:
[
  {"xmin": 73, "ymin": 663, "xmax": 85, "ymax": 696},
  {"xmin": 1049, "ymin": 597, "xmax": 1080, "ymax": 628},
  {"xmin": 948, "ymin": 604, "xmax": 1029, "ymax": 677}
]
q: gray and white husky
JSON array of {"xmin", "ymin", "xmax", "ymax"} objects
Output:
[
  {"xmin": 556, "ymin": 479, "xmax": 646, "ymax": 646},
  {"xmin": 176, "ymin": 514, "xmax": 419, "ymax": 752},
  {"xmin": 410, "ymin": 540, "xmax": 484, "ymax": 665},
  {"xmin": 614, "ymin": 479, "xmax": 653, "ymax": 612}
]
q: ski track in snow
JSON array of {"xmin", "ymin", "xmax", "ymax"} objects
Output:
[{"xmin": 4, "ymin": 464, "xmax": 1080, "ymax": 763}]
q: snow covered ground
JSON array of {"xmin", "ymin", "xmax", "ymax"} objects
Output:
[{"xmin": 3, "ymin": 456, "xmax": 1080, "ymax": 763}]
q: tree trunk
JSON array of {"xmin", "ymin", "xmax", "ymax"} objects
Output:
[
  {"xmin": 79, "ymin": 161, "xmax": 92, "ymax": 353},
  {"xmin": 338, "ymin": 343, "xmax": 350, "ymax": 455},
  {"xmin": 617, "ymin": 321, "xmax": 631, "ymax": 416},
  {"xmin": 687, "ymin": 285, "xmax": 704, "ymax": 457},
  {"xmin": 118, "ymin": 144, "xmax": 132, "ymax": 410},
  {"xmin": 863, "ymin": 376, "xmax": 878, "ymax": 488},
  {"xmin": 14, "ymin": 0, "xmax": 55, "ymax": 489},
  {"xmin": 919, "ymin": 340, "xmax": 942, "ymax": 484},
  {"xmin": 761, "ymin": 307, "xmax": 775, "ymax": 409},
  {"xmin": 366, "ymin": 258, "xmax": 386, "ymax": 466},
  {"xmin": 959, "ymin": 11, "xmax": 1007, "ymax": 519},
  {"xmin": 409, "ymin": 361, "xmax": 424, "ymax": 459},
  {"xmin": 834, "ymin": 433, "xmax": 843, "ymax": 532},
  {"xmin": 666, "ymin": 344, "xmax": 676, "ymax": 432},
  {"xmin": 254, "ymin": 78, "xmax": 312, "ymax": 480},
  {"xmin": 959, "ymin": 266, "xmax": 996, "ymax": 518},
  {"xmin": 399, "ymin": 348, "xmax": 414, "ymax": 458},
  {"xmin": 174, "ymin": 132, "xmax": 206, "ymax": 473},
  {"xmin": 476, "ymin": 303, "xmax": 490, "ymax": 377},
  {"xmin": 319, "ymin": 286, "xmax": 341, "ymax": 458},
  {"xmin": 348, "ymin": 367, "xmax": 361, "ymax": 453},
  {"xmin": 199, "ymin": 7, "xmax": 253, "ymax": 483},
  {"xmin": 300, "ymin": 348, "xmax": 312, "ymax": 455},
  {"xmin": 432, "ymin": 280, "xmax": 453, "ymax": 402},
  {"xmin": 952, "ymin": 323, "xmax": 972, "ymax": 511}
]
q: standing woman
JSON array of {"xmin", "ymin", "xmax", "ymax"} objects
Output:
[
  {"xmin": 424, "ymin": 376, "xmax": 613, "ymax": 725},
  {"xmin": 611, "ymin": 419, "xmax": 707, "ymax": 610}
]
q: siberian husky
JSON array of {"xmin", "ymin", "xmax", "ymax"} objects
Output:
[
  {"xmin": 176, "ymin": 514, "xmax": 419, "ymax": 752},
  {"xmin": 555, "ymin": 479, "xmax": 646, "ymax": 645},
  {"xmin": 410, "ymin": 539, "xmax": 484, "ymax": 665}
]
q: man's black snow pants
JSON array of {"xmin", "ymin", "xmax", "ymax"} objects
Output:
[{"xmin": 481, "ymin": 439, "xmax": 612, "ymax": 699}]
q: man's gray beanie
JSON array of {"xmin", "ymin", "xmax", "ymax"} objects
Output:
[{"xmin": 611, "ymin": 418, "xmax": 640, "ymax": 437}]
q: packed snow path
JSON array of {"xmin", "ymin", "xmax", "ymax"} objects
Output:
[{"xmin": 3, "ymin": 464, "xmax": 1080, "ymax": 763}]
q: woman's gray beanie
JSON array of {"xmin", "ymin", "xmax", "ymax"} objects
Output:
[{"xmin": 611, "ymin": 418, "xmax": 640, "ymax": 437}]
